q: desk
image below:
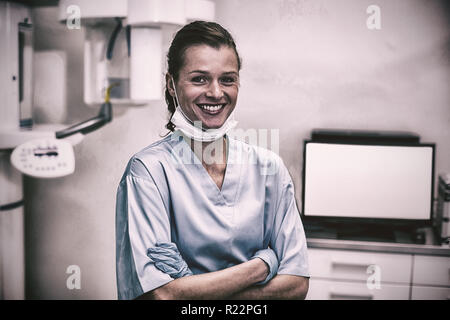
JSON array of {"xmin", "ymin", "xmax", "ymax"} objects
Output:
[
  {"xmin": 306, "ymin": 238, "xmax": 450, "ymax": 300},
  {"xmin": 307, "ymin": 237, "xmax": 450, "ymax": 257}
]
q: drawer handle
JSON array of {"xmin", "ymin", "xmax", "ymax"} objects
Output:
[
  {"xmin": 329, "ymin": 292, "xmax": 374, "ymax": 300},
  {"xmin": 331, "ymin": 261, "xmax": 371, "ymax": 270}
]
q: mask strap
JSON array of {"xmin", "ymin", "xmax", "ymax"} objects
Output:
[
  {"xmin": 171, "ymin": 76, "xmax": 194, "ymax": 125},
  {"xmin": 171, "ymin": 77, "xmax": 180, "ymax": 108}
]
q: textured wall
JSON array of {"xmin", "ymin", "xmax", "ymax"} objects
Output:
[
  {"xmin": 24, "ymin": 0, "xmax": 450, "ymax": 299},
  {"xmin": 215, "ymin": 0, "xmax": 450, "ymax": 201}
]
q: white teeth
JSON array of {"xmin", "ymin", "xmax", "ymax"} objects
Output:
[{"xmin": 199, "ymin": 104, "xmax": 224, "ymax": 111}]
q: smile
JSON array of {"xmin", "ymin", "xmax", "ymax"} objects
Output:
[{"xmin": 197, "ymin": 104, "xmax": 226, "ymax": 113}]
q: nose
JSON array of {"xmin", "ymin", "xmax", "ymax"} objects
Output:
[{"xmin": 205, "ymin": 80, "xmax": 223, "ymax": 100}]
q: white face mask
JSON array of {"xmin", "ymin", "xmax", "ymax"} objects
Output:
[{"xmin": 169, "ymin": 77, "xmax": 238, "ymax": 142}]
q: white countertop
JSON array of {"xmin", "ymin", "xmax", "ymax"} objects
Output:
[{"xmin": 307, "ymin": 237, "xmax": 450, "ymax": 256}]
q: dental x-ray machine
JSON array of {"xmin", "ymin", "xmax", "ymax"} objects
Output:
[{"xmin": 0, "ymin": 0, "xmax": 214, "ymax": 299}]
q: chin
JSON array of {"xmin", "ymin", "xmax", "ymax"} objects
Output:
[
  {"xmin": 194, "ymin": 109, "xmax": 235, "ymax": 131},
  {"xmin": 203, "ymin": 124, "xmax": 223, "ymax": 130},
  {"xmin": 203, "ymin": 117, "xmax": 229, "ymax": 129}
]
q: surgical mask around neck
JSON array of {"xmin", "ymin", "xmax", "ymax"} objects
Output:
[{"xmin": 170, "ymin": 77, "xmax": 238, "ymax": 142}]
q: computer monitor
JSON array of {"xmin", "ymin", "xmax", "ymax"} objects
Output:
[{"xmin": 302, "ymin": 140, "xmax": 435, "ymax": 227}]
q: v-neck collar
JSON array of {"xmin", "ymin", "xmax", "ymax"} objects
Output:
[{"xmin": 169, "ymin": 133, "xmax": 242, "ymax": 206}]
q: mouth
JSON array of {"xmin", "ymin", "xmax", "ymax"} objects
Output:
[{"xmin": 196, "ymin": 103, "xmax": 226, "ymax": 115}]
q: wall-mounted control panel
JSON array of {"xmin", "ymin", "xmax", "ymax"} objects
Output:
[{"xmin": 11, "ymin": 138, "xmax": 75, "ymax": 178}]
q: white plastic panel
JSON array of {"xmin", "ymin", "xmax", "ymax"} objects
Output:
[
  {"xmin": 127, "ymin": 0, "xmax": 186, "ymax": 26},
  {"xmin": 130, "ymin": 27, "xmax": 162, "ymax": 101},
  {"xmin": 33, "ymin": 51, "xmax": 67, "ymax": 123},
  {"xmin": 83, "ymin": 25, "xmax": 134, "ymax": 105},
  {"xmin": 412, "ymin": 255, "xmax": 450, "ymax": 286},
  {"xmin": 185, "ymin": 0, "xmax": 215, "ymax": 22},
  {"xmin": 0, "ymin": 124, "xmax": 83, "ymax": 150},
  {"xmin": 58, "ymin": 0, "xmax": 127, "ymax": 21}
]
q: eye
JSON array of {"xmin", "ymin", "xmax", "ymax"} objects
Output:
[
  {"xmin": 220, "ymin": 76, "xmax": 238, "ymax": 85},
  {"xmin": 191, "ymin": 76, "xmax": 208, "ymax": 84}
]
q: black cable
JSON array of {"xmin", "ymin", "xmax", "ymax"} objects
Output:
[
  {"xmin": 126, "ymin": 24, "xmax": 131, "ymax": 57},
  {"xmin": 0, "ymin": 199, "xmax": 24, "ymax": 211},
  {"xmin": 106, "ymin": 17, "xmax": 123, "ymax": 60}
]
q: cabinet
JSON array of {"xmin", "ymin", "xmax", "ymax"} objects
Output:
[
  {"xmin": 411, "ymin": 286, "xmax": 450, "ymax": 300},
  {"xmin": 412, "ymin": 255, "xmax": 450, "ymax": 286},
  {"xmin": 411, "ymin": 255, "xmax": 450, "ymax": 300},
  {"xmin": 307, "ymin": 248, "xmax": 450, "ymax": 300},
  {"xmin": 308, "ymin": 279, "xmax": 410, "ymax": 300}
]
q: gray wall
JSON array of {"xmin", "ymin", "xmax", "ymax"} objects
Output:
[{"xmin": 25, "ymin": 0, "xmax": 450, "ymax": 299}]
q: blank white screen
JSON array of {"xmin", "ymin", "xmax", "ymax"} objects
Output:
[{"xmin": 304, "ymin": 143, "xmax": 433, "ymax": 220}]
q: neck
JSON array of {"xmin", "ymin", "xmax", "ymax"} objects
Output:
[{"xmin": 186, "ymin": 135, "xmax": 228, "ymax": 168}]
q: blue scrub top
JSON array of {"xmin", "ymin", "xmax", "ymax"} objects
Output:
[{"xmin": 116, "ymin": 131, "xmax": 310, "ymax": 300}]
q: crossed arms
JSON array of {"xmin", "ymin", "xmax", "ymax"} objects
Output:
[{"xmin": 136, "ymin": 245, "xmax": 309, "ymax": 300}]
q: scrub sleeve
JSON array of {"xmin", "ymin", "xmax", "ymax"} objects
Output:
[
  {"xmin": 116, "ymin": 158, "xmax": 173, "ymax": 300},
  {"xmin": 270, "ymin": 162, "xmax": 310, "ymax": 278}
]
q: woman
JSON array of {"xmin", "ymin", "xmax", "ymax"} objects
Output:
[{"xmin": 116, "ymin": 21, "xmax": 309, "ymax": 300}]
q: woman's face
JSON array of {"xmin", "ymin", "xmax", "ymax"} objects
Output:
[{"xmin": 168, "ymin": 44, "xmax": 240, "ymax": 129}]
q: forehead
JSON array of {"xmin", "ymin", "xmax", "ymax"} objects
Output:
[{"xmin": 180, "ymin": 44, "xmax": 239, "ymax": 73}]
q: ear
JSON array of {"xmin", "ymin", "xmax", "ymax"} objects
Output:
[{"xmin": 166, "ymin": 73, "xmax": 175, "ymax": 97}]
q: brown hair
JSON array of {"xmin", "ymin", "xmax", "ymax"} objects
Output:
[{"xmin": 164, "ymin": 21, "xmax": 242, "ymax": 132}]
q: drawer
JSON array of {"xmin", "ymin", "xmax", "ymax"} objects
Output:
[
  {"xmin": 411, "ymin": 285, "xmax": 450, "ymax": 300},
  {"xmin": 308, "ymin": 248, "xmax": 412, "ymax": 284},
  {"xmin": 412, "ymin": 255, "xmax": 450, "ymax": 286},
  {"xmin": 307, "ymin": 278, "xmax": 410, "ymax": 300}
]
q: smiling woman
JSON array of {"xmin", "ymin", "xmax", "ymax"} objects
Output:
[
  {"xmin": 164, "ymin": 21, "xmax": 242, "ymax": 132},
  {"xmin": 115, "ymin": 21, "xmax": 310, "ymax": 300},
  {"xmin": 168, "ymin": 45, "xmax": 239, "ymax": 130}
]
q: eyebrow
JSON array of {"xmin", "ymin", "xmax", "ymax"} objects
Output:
[{"xmin": 188, "ymin": 70, "xmax": 239, "ymax": 76}]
